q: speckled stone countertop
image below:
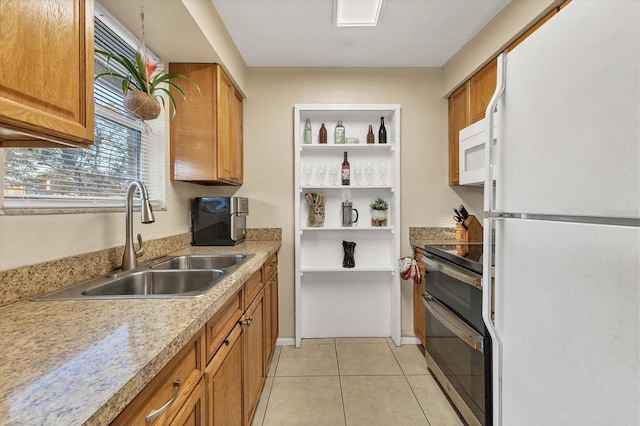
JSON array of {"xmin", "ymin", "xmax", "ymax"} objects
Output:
[
  {"xmin": 0, "ymin": 240, "xmax": 281, "ymax": 425},
  {"xmin": 409, "ymin": 227, "xmax": 457, "ymax": 249}
]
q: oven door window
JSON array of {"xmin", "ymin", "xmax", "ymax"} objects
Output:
[{"xmin": 424, "ymin": 293, "xmax": 491, "ymax": 424}]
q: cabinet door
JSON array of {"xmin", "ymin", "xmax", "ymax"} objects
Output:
[
  {"xmin": 262, "ymin": 270, "xmax": 278, "ymax": 371},
  {"xmin": 206, "ymin": 323, "xmax": 243, "ymax": 426},
  {"xmin": 231, "ymin": 89, "xmax": 243, "ymax": 185},
  {"xmin": 243, "ymin": 290, "xmax": 265, "ymax": 425},
  {"xmin": 169, "ymin": 379, "xmax": 206, "ymax": 426},
  {"xmin": 448, "ymin": 82, "xmax": 470, "ymax": 185},
  {"xmin": 270, "ymin": 272, "xmax": 279, "ymax": 351},
  {"xmin": 264, "ymin": 278, "xmax": 273, "ymax": 370},
  {"xmin": 0, "ymin": 0, "xmax": 94, "ymax": 147},
  {"xmin": 216, "ymin": 69, "xmax": 235, "ymax": 183},
  {"xmin": 469, "ymin": 58, "xmax": 497, "ymax": 123},
  {"xmin": 413, "ymin": 248, "xmax": 426, "ymax": 347},
  {"xmin": 169, "ymin": 63, "xmax": 217, "ymax": 182}
]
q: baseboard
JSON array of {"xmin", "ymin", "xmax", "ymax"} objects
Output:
[
  {"xmin": 276, "ymin": 337, "xmax": 296, "ymax": 346},
  {"xmin": 401, "ymin": 336, "xmax": 421, "ymax": 345},
  {"xmin": 276, "ymin": 336, "xmax": 420, "ymax": 346}
]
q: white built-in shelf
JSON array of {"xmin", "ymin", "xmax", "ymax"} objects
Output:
[
  {"xmin": 300, "ymin": 185, "xmax": 393, "ymax": 191},
  {"xmin": 301, "ymin": 226, "xmax": 394, "ymax": 232},
  {"xmin": 300, "ymin": 144, "xmax": 394, "ymax": 152},
  {"xmin": 301, "ymin": 266, "xmax": 395, "ymax": 273},
  {"xmin": 294, "ymin": 103, "xmax": 401, "ymax": 348}
]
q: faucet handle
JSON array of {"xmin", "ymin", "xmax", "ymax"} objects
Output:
[{"xmin": 135, "ymin": 233, "xmax": 145, "ymax": 258}]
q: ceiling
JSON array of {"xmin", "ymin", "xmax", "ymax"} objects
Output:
[{"xmin": 211, "ymin": 0, "xmax": 510, "ymax": 67}]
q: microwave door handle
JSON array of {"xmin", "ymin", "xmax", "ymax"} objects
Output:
[
  {"xmin": 422, "ymin": 256, "xmax": 482, "ymax": 289},
  {"xmin": 422, "ymin": 293, "xmax": 484, "ymax": 352}
]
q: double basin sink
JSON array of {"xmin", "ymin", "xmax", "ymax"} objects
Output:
[{"xmin": 33, "ymin": 254, "xmax": 251, "ymax": 300}]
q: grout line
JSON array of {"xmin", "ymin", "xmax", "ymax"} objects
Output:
[
  {"xmin": 387, "ymin": 340, "xmax": 432, "ymax": 426},
  {"xmin": 257, "ymin": 347, "xmax": 281, "ymax": 426},
  {"xmin": 335, "ymin": 338, "xmax": 348, "ymax": 426}
]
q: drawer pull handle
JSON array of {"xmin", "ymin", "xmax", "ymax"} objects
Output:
[
  {"xmin": 224, "ymin": 339, "xmax": 230, "ymax": 345},
  {"xmin": 145, "ymin": 379, "xmax": 181, "ymax": 423}
]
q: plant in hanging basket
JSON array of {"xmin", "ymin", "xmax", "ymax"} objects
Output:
[{"xmin": 95, "ymin": 50, "xmax": 200, "ymax": 120}]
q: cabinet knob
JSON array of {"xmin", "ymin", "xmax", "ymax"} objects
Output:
[
  {"xmin": 242, "ymin": 315, "xmax": 253, "ymax": 326},
  {"xmin": 224, "ymin": 339, "xmax": 230, "ymax": 345}
]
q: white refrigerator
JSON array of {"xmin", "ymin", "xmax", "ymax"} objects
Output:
[{"xmin": 482, "ymin": 1, "xmax": 639, "ymax": 425}]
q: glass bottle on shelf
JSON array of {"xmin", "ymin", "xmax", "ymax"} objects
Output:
[
  {"xmin": 378, "ymin": 117, "xmax": 387, "ymax": 144},
  {"xmin": 319, "ymin": 123, "xmax": 327, "ymax": 144},
  {"xmin": 304, "ymin": 119, "xmax": 312, "ymax": 144},
  {"xmin": 342, "ymin": 151, "xmax": 350, "ymax": 185},
  {"xmin": 367, "ymin": 125, "xmax": 375, "ymax": 144},
  {"xmin": 335, "ymin": 121, "xmax": 345, "ymax": 144}
]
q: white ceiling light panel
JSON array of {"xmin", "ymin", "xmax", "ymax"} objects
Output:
[{"xmin": 336, "ymin": 0, "xmax": 383, "ymax": 27}]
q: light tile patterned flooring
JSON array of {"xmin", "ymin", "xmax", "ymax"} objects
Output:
[{"xmin": 251, "ymin": 338, "xmax": 464, "ymax": 426}]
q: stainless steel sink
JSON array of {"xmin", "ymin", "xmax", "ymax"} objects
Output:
[
  {"xmin": 33, "ymin": 253, "xmax": 252, "ymax": 301},
  {"xmin": 149, "ymin": 254, "xmax": 248, "ymax": 271},
  {"xmin": 81, "ymin": 270, "xmax": 223, "ymax": 298}
]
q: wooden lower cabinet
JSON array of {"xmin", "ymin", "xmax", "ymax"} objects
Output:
[
  {"xmin": 263, "ymin": 253, "xmax": 279, "ymax": 370},
  {"xmin": 413, "ymin": 247, "xmax": 427, "ymax": 347},
  {"xmin": 206, "ymin": 323, "xmax": 243, "ymax": 426},
  {"xmin": 114, "ymin": 254, "xmax": 279, "ymax": 426},
  {"xmin": 170, "ymin": 379, "xmax": 206, "ymax": 426},
  {"xmin": 243, "ymin": 290, "xmax": 265, "ymax": 424},
  {"xmin": 112, "ymin": 329, "xmax": 206, "ymax": 426}
]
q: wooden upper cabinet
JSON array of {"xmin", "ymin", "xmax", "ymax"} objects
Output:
[
  {"xmin": 448, "ymin": 82, "xmax": 470, "ymax": 185},
  {"xmin": 469, "ymin": 58, "xmax": 497, "ymax": 123},
  {"xmin": 0, "ymin": 0, "xmax": 94, "ymax": 147},
  {"xmin": 169, "ymin": 63, "xmax": 243, "ymax": 185},
  {"xmin": 447, "ymin": 4, "xmax": 566, "ymax": 186}
]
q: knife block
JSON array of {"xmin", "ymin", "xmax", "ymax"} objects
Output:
[{"xmin": 455, "ymin": 215, "xmax": 483, "ymax": 242}]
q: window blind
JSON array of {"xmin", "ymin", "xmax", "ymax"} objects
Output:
[{"xmin": 1, "ymin": 13, "xmax": 166, "ymax": 213}]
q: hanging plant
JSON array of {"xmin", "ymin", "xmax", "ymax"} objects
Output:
[
  {"xmin": 95, "ymin": 50, "xmax": 200, "ymax": 121},
  {"xmin": 94, "ymin": 10, "xmax": 200, "ymax": 121}
]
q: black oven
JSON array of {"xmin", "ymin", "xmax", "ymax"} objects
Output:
[{"xmin": 421, "ymin": 245, "xmax": 491, "ymax": 426}]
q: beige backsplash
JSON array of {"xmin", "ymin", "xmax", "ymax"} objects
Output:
[{"xmin": 0, "ymin": 229, "xmax": 281, "ymax": 307}]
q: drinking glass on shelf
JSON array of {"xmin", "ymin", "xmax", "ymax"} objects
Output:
[
  {"xmin": 353, "ymin": 162, "xmax": 363, "ymax": 186},
  {"xmin": 364, "ymin": 161, "xmax": 375, "ymax": 185},
  {"xmin": 329, "ymin": 163, "xmax": 340, "ymax": 185},
  {"xmin": 379, "ymin": 162, "xmax": 388, "ymax": 186},
  {"xmin": 316, "ymin": 163, "xmax": 327, "ymax": 185},
  {"xmin": 302, "ymin": 163, "xmax": 313, "ymax": 185}
]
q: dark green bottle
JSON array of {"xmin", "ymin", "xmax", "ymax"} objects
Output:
[{"xmin": 378, "ymin": 117, "xmax": 387, "ymax": 144}]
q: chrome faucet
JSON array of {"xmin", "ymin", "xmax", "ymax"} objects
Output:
[{"xmin": 122, "ymin": 180, "xmax": 155, "ymax": 271}]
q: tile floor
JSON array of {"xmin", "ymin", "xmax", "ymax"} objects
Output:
[{"xmin": 251, "ymin": 338, "xmax": 464, "ymax": 426}]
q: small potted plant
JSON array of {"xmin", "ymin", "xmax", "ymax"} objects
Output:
[
  {"xmin": 369, "ymin": 197, "xmax": 389, "ymax": 227},
  {"xmin": 95, "ymin": 50, "xmax": 200, "ymax": 121}
]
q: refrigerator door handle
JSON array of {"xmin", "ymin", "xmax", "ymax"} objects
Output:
[
  {"xmin": 483, "ymin": 216, "xmax": 503, "ymax": 426},
  {"xmin": 485, "ymin": 53, "xmax": 506, "ymax": 213},
  {"xmin": 423, "ymin": 293, "xmax": 485, "ymax": 352}
]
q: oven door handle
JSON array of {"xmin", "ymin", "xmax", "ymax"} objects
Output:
[
  {"xmin": 422, "ymin": 293, "xmax": 484, "ymax": 352},
  {"xmin": 422, "ymin": 255, "xmax": 482, "ymax": 289}
]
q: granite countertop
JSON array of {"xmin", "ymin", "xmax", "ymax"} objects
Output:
[
  {"xmin": 0, "ymin": 240, "xmax": 281, "ymax": 425},
  {"xmin": 409, "ymin": 227, "xmax": 457, "ymax": 249}
]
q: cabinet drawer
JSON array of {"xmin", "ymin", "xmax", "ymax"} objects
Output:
[
  {"xmin": 206, "ymin": 289, "xmax": 243, "ymax": 362},
  {"xmin": 262, "ymin": 253, "xmax": 278, "ymax": 282},
  {"xmin": 169, "ymin": 378, "xmax": 206, "ymax": 426},
  {"xmin": 112, "ymin": 329, "xmax": 205, "ymax": 425},
  {"xmin": 244, "ymin": 270, "xmax": 263, "ymax": 307}
]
